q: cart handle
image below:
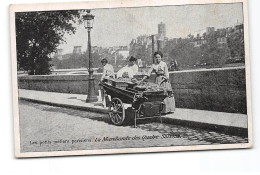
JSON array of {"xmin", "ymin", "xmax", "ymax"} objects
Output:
[{"xmin": 159, "ymin": 76, "xmax": 168, "ymax": 85}]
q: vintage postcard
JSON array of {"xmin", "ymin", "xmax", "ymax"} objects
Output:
[{"xmin": 10, "ymin": 0, "xmax": 252, "ymax": 158}]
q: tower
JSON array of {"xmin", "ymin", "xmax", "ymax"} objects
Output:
[
  {"xmin": 157, "ymin": 22, "xmax": 166, "ymax": 50},
  {"xmin": 73, "ymin": 46, "xmax": 82, "ymax": 54},
  {"xmin": 206, "ymin": 27, "xmax": 215, "ymax": 35},
  {"xmin": 158, "ymin": 22, "xmax": 166, "ymax": 40}
]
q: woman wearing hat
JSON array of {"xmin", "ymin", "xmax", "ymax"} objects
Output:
[{"xmin": 141, "ymin": 51, "xmax": 175, "ymax": 113}]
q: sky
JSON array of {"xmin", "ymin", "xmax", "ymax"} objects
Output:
[{"xmin": 58, "ymin": 3, "xmax": 243, "ymax": 54}]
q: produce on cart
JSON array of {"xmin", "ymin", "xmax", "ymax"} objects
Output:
[{"xmin": 99, "ymin": 77, "xmax": 168, "ymax": 127}]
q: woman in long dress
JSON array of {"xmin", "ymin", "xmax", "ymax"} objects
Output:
[{"xmin": 142, "ymin": 51, "xmax": 175, "ymax": 113}]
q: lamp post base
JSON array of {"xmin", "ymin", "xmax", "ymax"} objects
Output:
[
  {"xmin": 86, "ymin": 97, "xmax": 98, "ymax": 103},
  {"xmin": 86, "ymin": 77, "xmax": 98, "ymax": 103}
]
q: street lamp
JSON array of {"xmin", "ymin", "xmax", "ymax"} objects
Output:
[{"xmin": 83, "ymin": 10, "xmax": 97, "ymax": 102}]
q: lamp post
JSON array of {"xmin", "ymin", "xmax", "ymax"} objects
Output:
[{"xmin": 83, "ymin": 10, "xmax": 97, "ymax": 102}]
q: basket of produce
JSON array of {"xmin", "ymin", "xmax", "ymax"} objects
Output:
[
  {"xmin": 114, "ymin": 77, "xmax": 138, "ymax": 89},
  {"xmin": 111, "ymin": 80, "xmax": 128, "ymax": 89},
  {"xmin": 134, "ymin": 85, "xmax": 147, "ymax": 91}
]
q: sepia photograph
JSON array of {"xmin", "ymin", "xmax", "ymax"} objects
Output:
[{"xmin": 10, "ymin": 0, "xmax": 252, "ymax": 158}]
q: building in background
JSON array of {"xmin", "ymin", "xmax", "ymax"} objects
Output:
[
  {"xmin": 130, "ymin": 22, "xmax": 168, "ymax": 52},
  {"xmin": 206, "ymin": 27, "xmax": 215, "ymax": 35},
  {"xmin": 157, "ymin": 22, "xmax": 167, "ymax": 50},
  {"xmin": 158, "ymin": 22, "xmax": 166, "ymax": 39},
  {"xmin": 129, "ymin": 22, "xmax": 169, "ymax": 65},
  {"xmin": 73, "ymin": 46, "xmax": 82, "ymax": 54},
  {"xmin": 191, "ymin": 23, "xmax": 244, "ymax": 48},
  {"xmin": 118, "ymin": 50, "xmax": 129, "ymax": 60}
]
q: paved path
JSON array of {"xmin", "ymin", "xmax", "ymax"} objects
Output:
[
  {"xmin": 19, "ymin": 101, "xmax": 248, "ymax": 153},
  {"xmin": 18, "ymin": 89, "xmax": 248, "ymax": 129}
]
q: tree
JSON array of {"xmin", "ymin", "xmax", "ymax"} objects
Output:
[
  {"xmin": 169, "ymin": 38, "xmax": 201, "ymax": 68},
  {"xmin": 200, "ymin": 33, "xmax": 230, "ymax": 67},
  {"xmin": 227, "ymin": 31, "xmax": 245, "ymax": 62},
  {"xmin": 129, "ymin": 43, "xmax": 152, "ymax": 65},
  {"xmin": 16, "ymin": 10, "xmax": 82, "ymax": 75}
]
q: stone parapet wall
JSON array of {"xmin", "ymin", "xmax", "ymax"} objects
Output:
[
  {"xmin": 169, "ymin": 67, "xmax": 246, "ymax": 114},
  {"xmin": 18, "ymin": 74, "xmax": 102, "ymax": 94}
]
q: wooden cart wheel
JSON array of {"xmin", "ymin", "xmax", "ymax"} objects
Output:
[{"xmin": 109, "ymin": 98, "xmax": 125, "ymax": 126}]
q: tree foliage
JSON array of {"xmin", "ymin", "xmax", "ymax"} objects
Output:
[
  {"xmin": 227, "ymin": 31, "xmax": 245, "ymax": 61},
  {"xmin": 167, "ymin": 38, "xmax": 201, "ymax": 68},
  {"xmin": 130, "ymin": 47, "xmax": 149, "ymax": 66},
  {"xmin": 200, "ymin": 34, "xmax": 229, "ymax": 67},
  {"xmin": 16, "ymin": 10, "xmax": 82, "ymax": 75}
]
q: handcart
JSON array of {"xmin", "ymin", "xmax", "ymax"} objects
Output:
[{"xmin": 99, "ymin": 80, "xmax": 167, "ymax": 127}]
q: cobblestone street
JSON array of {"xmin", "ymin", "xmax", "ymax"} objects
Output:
[{"xmin": 19, "ymin": 100, "xmax": 248, "ymax": 153}]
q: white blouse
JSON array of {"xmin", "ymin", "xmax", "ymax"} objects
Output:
[
  {"xmin": 148, "ymin": 61, "xmax": 169, "ymax": 79},
  {"xmin": 101, "ymin": 64, "xmax": 115, "ymax": 80},
  {"xmin": 117, "ymin": 66, "xmax": 134, "ymax": 78}
]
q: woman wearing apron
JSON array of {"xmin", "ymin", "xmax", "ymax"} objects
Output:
[{"xmin": 142, "ymin": 51, "xmax": 175, "ymax": 113}]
